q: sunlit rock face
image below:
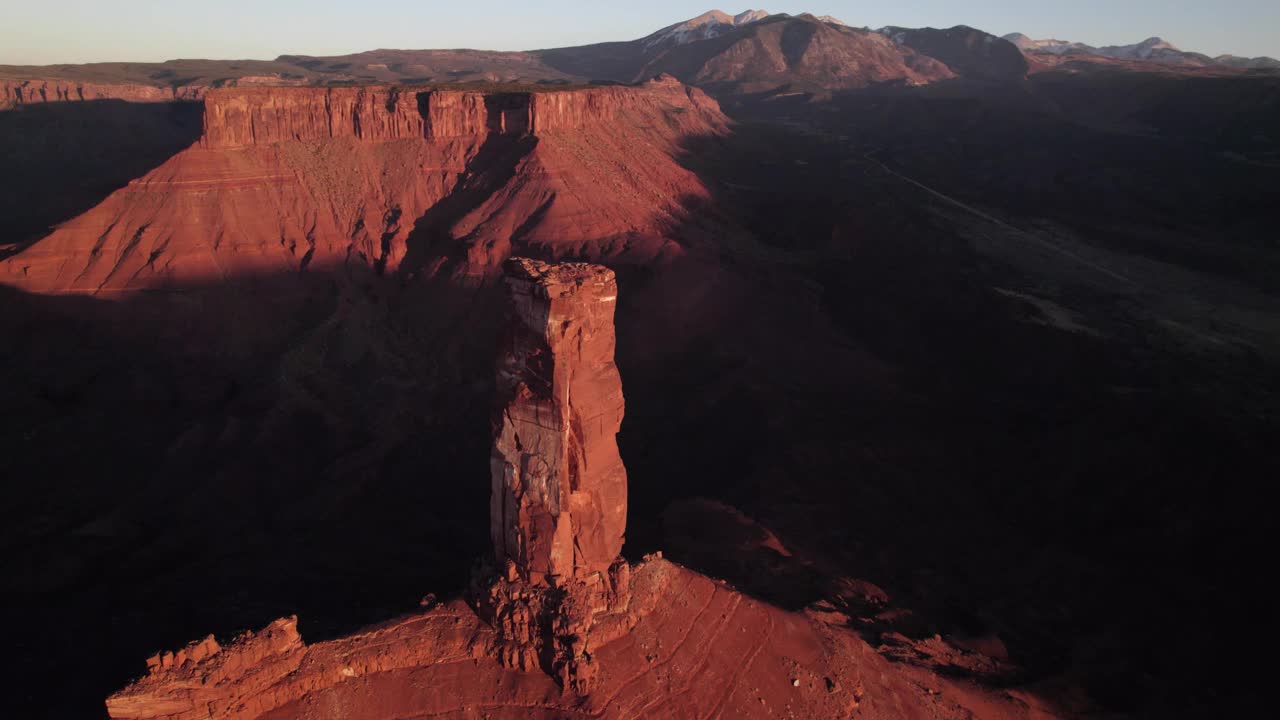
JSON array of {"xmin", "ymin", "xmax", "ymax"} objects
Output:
[
  {"xmin": 0, "ymin": 77, "xmax": 727, "ymax": 294},
  {"xmin": 490, "ymin": 257, "xmax": 627, "ymax": 585}
]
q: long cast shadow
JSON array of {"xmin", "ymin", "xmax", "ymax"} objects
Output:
[
  {"xmin": 628, "ymin": 112, "xmax": 1279, "ymax": 716},
  {"xmin": 0, "ymin": 268, "xmax": 496, "ymax": 718},
  {"xmin": 0, "ymin": 100, "xmax": 203, "ymax": 257}
]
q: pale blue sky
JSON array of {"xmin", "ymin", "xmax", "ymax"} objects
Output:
[{"xmin": 3, "ymin": 1, "xmax": 1277, "ymax": 65}]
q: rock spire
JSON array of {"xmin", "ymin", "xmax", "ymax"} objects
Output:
[{"xmin": 490, "ymin": 258, "xmax": 628, "ymax": 585}]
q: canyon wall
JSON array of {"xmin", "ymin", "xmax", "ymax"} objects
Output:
[
  {"xmin": 5, "ymin": 74, "xmax": 724, "ymax": 149},
  {"xmin": 1, "ymin": 80, "xmax": 206, "ymax": 109},
  {"xmin": 199, "ymin": 86, "xmax": 487, "ymax": 147},
  {"xmin": 529, "ymin": 75, "xmax": 724, "ymax": 132},
  {"xmin": 197, "ymin": 74, "xmax": 724, "ymax": 148}
]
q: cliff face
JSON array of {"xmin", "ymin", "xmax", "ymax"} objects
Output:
[
  {"xmin": 197, "ymin": 75, "xmax": 722, "ymax": 147},
  {"xmin": 199, "ymin": 87, "xmax": 485, "ymax": 147},
  {"xmin": 527, "ymin": 75, "xmax": 724, "ymax": 131},
  {"xmin": 1, "ymin": 79, "xmax": 206, "ymax": 109},
  {"xmin": 1, "ymin": 76, "xmax": 728, "ymax": 293}
]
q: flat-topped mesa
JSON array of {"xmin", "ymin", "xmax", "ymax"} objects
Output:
[
  {"xmin": 1, "ymin": 79, "xmax": 207, "ymax": 110},
  {"xmin": 491, "ymin": 258, "xmax": 628, "ymax": 586},
  {"xmin": 198, "ymin": 76, "xmax": 724, "ymax": 148}
]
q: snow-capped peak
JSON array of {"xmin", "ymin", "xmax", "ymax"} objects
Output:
[
  {"xmin": 1100, "ymin": 36, "xmax": 1181, "ymax": 59},
  {"xmin": 643, "ymin": 9, "xmax": 772, "ymax": 49},
  {"xmin": 1139, "ymin": 37, "xmax": 1178, "ymax": 50},
  {"xmin": 734, "ymin": 9, "xmax": 771, "ymax": 25},
  {"xmin": 1004, "ymin": 33, "xmax": 1184, "ymax": 60},
  {"xmin": 795, "ymin": 12, "xmax": 846, "ymax": 26},
  {"xmin": 1002, "ymin": 33, "xmax": 1082, "ymax": 55}
]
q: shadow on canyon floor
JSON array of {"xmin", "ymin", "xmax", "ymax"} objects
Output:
[
  {"xmin": 727, "ymin": 75, "xmax": 1280, "ymax": 288},
  {"xmin": 397, "ymin": 130, "xmax": 538, "ymax": 278},
  {"xmin": 0, "ymin": 271, "xmax": 494, "ymax": 718},
  {"xmin": 1, "ymin": 114, "xmax": 1277, "ymax": 719},
  {"xmin": 0, "ymin": 100, "xmax": 203, "ymax": 257},
  {"xmin": 628, "ymin": 119, "xmax": 1279, "ymax": 716}
]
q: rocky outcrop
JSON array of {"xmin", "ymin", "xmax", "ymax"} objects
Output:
[
  {"xmin": 108, "ymin": 557, "xmax": 1013, "ymax": 720},
  {"xmin": 477, "ymin": 557, "xmax": 636, "ymax": 695},
  {"xmin": 490, "ymin": 259, "xmax": 627, "ymax": 584},
  {"xmin": 1, "ymin": 80, "xmax": 205, "ymax": 110},
  {"xmin": 105, "ymin": 605, "xmax": 500, "ymax": 720},
  {"xmin": 107, "ymin": 618, "xmax": 304, "ymax": 720}
]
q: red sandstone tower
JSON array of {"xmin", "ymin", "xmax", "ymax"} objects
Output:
[{"xmin": 490, "ymin": 258, "xmax": 628, "ymax": 585}]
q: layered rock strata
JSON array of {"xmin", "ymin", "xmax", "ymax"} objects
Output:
[
  {"xmin": 106, "ymin": 619, "xmax": 305, "ymax": 720},
  {"xmin": 196, "ymin": 75, "xmax": 720, "ymax": 148},
  {"xmin": 198, "ymin": 87, "xmax": 486, "ymax": 147}
]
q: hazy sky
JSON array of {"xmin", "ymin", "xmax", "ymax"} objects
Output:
[{"xmin": 3, "ymin": 1, "xmax": 1277, "ymax": 65}]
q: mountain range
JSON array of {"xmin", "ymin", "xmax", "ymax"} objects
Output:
[
  {"xmin": 1004, "ymin": 32, "xmax": 1280, "ymax": 69},
  {"xmin": 4, "ymin": 8, "xmax": 1278, "ymax": 111}
]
